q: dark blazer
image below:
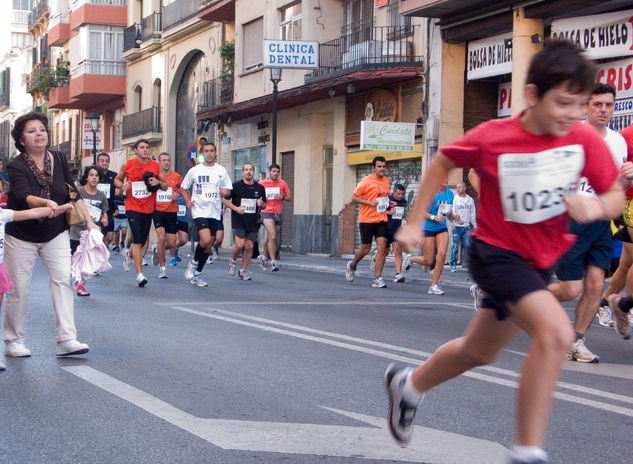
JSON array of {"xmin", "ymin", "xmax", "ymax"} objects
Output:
[{"xmin": 6, "ymin": 150, "xmax": 76, "ymax": 243}]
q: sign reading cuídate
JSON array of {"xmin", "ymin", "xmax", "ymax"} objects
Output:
[
  {"xmin": 360, "ymin": 121, "xmax": 415, "ymax": 152},
  {"xmin": 264, "ymin": 40, "xmax": 319, "ymax": 69}
]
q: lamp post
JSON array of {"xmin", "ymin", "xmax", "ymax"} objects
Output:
[
  {"xmin": 269, "ymin": 68, "xmax": 282, "ymax": 165},
  {"xmin": 87, "ymin": 111, "xmax": 100, "ymax": 165}
]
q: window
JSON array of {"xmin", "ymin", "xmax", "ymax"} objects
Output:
[
  {"xmin": 12, "ymin": 0, "xmax": 33, "ymax": 10},
  {"xmin": 280, "ymin": 2, "xmax": 301, "ymax": 41},
  {"xmin": 79, "ymin": 25, "xmax": 125, "ymax": 75},
  {"xmin": 12, "ymin": 33, "xmax": 33, "ymax": 48},
  {"xmin": 387, "ymin": 0, "xmax": 412, "ymax": 38},
  {"xmin": 242, "ymin": 18, "xmax": 263, "ymax": 72},
  {"xmin": 232, "ymin": 146, "xmax": 266, "ymax": 183},
  {"xmin": 134, "ymin": 85, "xmax": 142, "ymax": 112}
]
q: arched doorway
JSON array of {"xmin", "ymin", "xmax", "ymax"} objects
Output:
[{"xmin": 174, "ymin": 51, "xmax": 206, "ymax": 176}]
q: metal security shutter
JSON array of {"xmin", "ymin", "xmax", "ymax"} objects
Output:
[
  {"xmin": 281, "ymin": 151, "xmax": 295, "ymax": 251},
  {"xmin": 242, "ymin": 17, "xmax": 263, "ymax": 72}
]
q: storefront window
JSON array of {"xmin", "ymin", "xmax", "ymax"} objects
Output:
[{"xmin": 232, "ymin": 146, "xmax": 266, "ymax": 182}]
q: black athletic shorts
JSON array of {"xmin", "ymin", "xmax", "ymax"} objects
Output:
[
  {"xmin": 153, "ymin": 211, "xmax": 178, "ymax": 235},
  {"xmin": 193, "ymin": 217, "xmax": 222, "ymax": 236},
  {"xmin": 101, "ymin": 212, "xmax": 114, "ymax": 233},
  {"xmin": 177, "ymin": 220, "xmax": 189, "ymax": 233},
  {"xmin": 127, "ymin": 210, "xmax": 153, "ymax": 245},
  {"xmin": 234, "ymin": 228, "xmax": 258, "ymax": 242},
  {"xmin": 469, "ymin": 238, "xmax": 554, "ymax": 321},
  {"xmin": 359, "ymin": 222, "xmax": 388, "ymax": 245}
]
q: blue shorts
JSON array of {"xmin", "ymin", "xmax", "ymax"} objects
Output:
[{"xmin": 555, "ymin": 220, "xmax": 613, "ymax": 281}]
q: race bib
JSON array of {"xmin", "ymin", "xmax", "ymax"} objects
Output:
[
  {"xmin": 576, "ymin": 176, "xmax": 595, "ymax": 198},
  {"xmin": 437, "ymin": 203, "xmax": 451, "ymax": 216},
  {"xmin": 178, "ymin": 204, "xmax": 186, "ymax": 216},
  {"xmin": 131, "ymin": 181, "xmax": 151, "ymax": 199},
  {"xmin": 97, "ymin": 183, "xmax": 111, "ymax": 198},
  {"xmin": 376, "ymin": 196, "xmax": 389, "ymax": 213},
  {"xmin": 265, "ymin": 187, "xmax": 280, "ymax": 200},
  {"xmin": 200, "ymin": 182, "xmax": 219, "ymax": 201},
  {"xmin": 393, "ymin": 206, "xmax": 405, "ymax": 220},
  {"xmin": 156, "ymin": 187, "xmax": 173, "ymax": 203},
  {"xmin": 241, "ymin": 198, "xmax": 257, "ymax": 214},
  {"xmin": 498, "ymin": 146, "xmax": 583, "ymax": 224},
  {"xmin": 117, "ymin": 205, "xmax": 126, "ymax": 215},
  {"xmin": 86, "ymin": 204, "xmax": 102, "ymax": 223}
]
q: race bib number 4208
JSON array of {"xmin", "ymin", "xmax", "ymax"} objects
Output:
[{"xmin": 498, "ymin": 146, "xmax": 584, "ymax": 224}]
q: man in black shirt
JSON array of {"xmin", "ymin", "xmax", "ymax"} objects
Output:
[
  {"xmin": 97, "ymin": 152, "xmax": 118, "ymax": 251},
  {"xmin": 223, "ymin": 163, "xmax": 266, "ymax": 280}
]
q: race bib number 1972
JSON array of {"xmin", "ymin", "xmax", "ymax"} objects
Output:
[{"xmin": 498, "ymin": 145, "xmax": 584, "ymax": 224}]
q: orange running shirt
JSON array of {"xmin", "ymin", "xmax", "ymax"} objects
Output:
[
  {"xmin": 260, "ymin": 178, "xmax": 290, "ymax": 214},
  {"xmin": 124, "ymin": 158, "xmax": 160, "ymax": 214},
  {"xmin": 354, "ymin": 174, "xmax": 391, "ymax": 223},
  {"xmin": 155, "ymin": 170, "xmax": 182, "ymax": 213}
]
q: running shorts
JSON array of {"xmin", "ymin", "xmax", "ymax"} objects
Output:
[
  {"xmin": 153, "ymin": 211, "xmax": 178, "ymax": 235},
  {"xmin": 193, "ymin": 217, "xmax": 222, "ymax": 236},
  {"xmin": 233, "ymin": 228, "xmax": 258, "ymax": 242},
  {"xmin": 262, "ymin": 212, "xmax": 283, "ymax": 225},
  {"xmin": 127, "ymin": 211, "xmax": 153, "ymax": 245},
  {"xmin": 555, "ymin": 220, "xmax": 613, "ymax": 280},
  {"xmin": 359, "ymin": 222, "xmax": 388, "ymax": 245}
]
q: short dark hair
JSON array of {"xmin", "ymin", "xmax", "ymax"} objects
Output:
[
  {"xmin": 158, "ymin": 152, "xmax": 171, "ymax": 161},
  {"xmin": 133, "ymin": 139, "xmax": 150, "ymax": 149},
  {"xmin": 97, "ymin": 152, "xmax": 110, "ymax": 161},
  {"xmin": 242, "ymin": 162, "xmax": 255, "ymax": 170},
  {"xmin": 11, "ymin": 112, "xmax": 49, "ymax": 152},
  {"xmin": 79, "ymin": 165, "xmax": 100, "ymax": 186},
  {"xmin": 592, "ymin": 83, "xmax": 616, "ymax": 99},
  {"xmin": 269, "ymin": 163, "xmax": 280, "ymax": 171},
  {"xmin": 526, "ymin": 39, "xmax": 595, "ymax": 98},
  {"xmin": 201, "ymin": 141, "xmax": 217, "ymax": 151},
  {"xmin": 394, "ymin": 184, "xmax": 405, "ymax": 191},
  {"xmin": 372, "ymin": 156, "xmax": 386, "ymax": 167}
]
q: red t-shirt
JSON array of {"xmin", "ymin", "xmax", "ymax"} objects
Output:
[
  {"xmin": 621, "ymin": 125, "xmax": 633, "ymax": 199},
  {"xmin": 124, "ymin": 158, "xmax": 160, "ymax": 214},
  {"xmin": 260, "ymin": 178, "xmax": 290, "ymax": 214},
  {"xmin": 155, "ymin": 170, "xmax": 182, "ymax": 213},
  {"xmin": 441, "ymin": 115, "xmax": 618, "ymax": 269}
]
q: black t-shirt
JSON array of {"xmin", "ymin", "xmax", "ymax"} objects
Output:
[
  {"xmin": 387, "ymin": 194, "xmax": 407, "ymax": 230},
  {"xmin": 230, "ymin": 180, "xmax": 266, "ymax": 231},
  {"xmin": 99, "ymin": 169, "xmax": 117, "ymax": 212}
]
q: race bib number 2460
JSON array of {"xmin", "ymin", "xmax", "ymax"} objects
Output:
[{"xmin": 498, "ymin": 145, "xmax": 584, "ymax": 224}]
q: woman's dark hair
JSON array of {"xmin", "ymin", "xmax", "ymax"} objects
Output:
[
  {"xmin": 526, "ymin": 39, "xmax": 596, "ymax": 98},
  {"xmin": 79, "ymin": 165, "xmax": 100, "ymax": 186},
  {"xmin": 11, "ymin": 112, "xmax": 49, "ymax": 152}
]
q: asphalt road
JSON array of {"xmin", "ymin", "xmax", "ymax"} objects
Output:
[{"xmin": 1, "ymin": 253, "xmax": 632, "ymax": 464}]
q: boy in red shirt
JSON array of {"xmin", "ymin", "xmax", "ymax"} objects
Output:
[
  {"xmin": 258, "ymin": 163, "xmax": 291, "ymax": 272},
  {"xmin": 384, "ymin": 41, "xmax": 628, "ymax": 464}
]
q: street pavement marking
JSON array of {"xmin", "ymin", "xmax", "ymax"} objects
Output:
[
  {"xmin": 158, "ymin": 300, "xmax": 472, "ymax": 308},
  {"xmin": 168, "ymin": 305, "xmax": 633, "ymax": 417},
  {"xmin": 63, "ymin": 365, "xmax": 509, "ymax": 463}
]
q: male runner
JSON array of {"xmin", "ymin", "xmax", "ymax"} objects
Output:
[
  {"xmin": 259, "ymin": 163, "xmax": 291, "ymax": 272},
  {"xmin": 386, "ymin": 184, "xmax": 408, "ymax": 282},
  {"xmin": 112, "ymin": 187, "xmax": 128, "ymax": 252},
  {"xmin": 345, "ymin": 155, "xmax": 392, "ymax": 288},
  {"xmin": 114, "ymin": 139, "xmax": 166, "ymax": 287},
  {"xmin": 170, "ymin": 197, "xmax": 189, "ymax": 266},
  {"xmin": 384, "ymin": 41, "xmax": 626, "ymax": 464},
  {"xmin": 224, "ymin": 162, "xmax": 266, "ymax": 280},
  {"xmin": 96, "ymin": 152, "xmax": 117, "ymax": 251},
  {"xmin": 152, "ymin": 152, "xmax": 182, "ymax": 279},
  {"xmin": 548, "ymin": 83, "xmax": 628, "ymax": 363},
  {"xmin": 180, "ymin": 141, "xmax": 232, "ymax": 287}
]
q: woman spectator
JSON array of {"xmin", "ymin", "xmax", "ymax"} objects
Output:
[{"xmin": 4, "ymin": 111, "xmax": 95, "ymax": 358}]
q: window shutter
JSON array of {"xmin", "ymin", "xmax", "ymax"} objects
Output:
[{"xmin": 242, "ymin": 17, "xmax": 263, "ymax": 71}]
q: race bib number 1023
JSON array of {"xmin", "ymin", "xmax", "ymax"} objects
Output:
[{"xmin": 498, "ymin": 145, "xmax": 584, "ymax": 224}]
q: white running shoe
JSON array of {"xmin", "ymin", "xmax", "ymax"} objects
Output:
[
  {"xmin": 428, "ymin": 284, "xmax": 445, "ymax": 295},
  {"xmin": 372, "ymin": 276, "xmax": 387, "ymax": 288},
  {"xmin": 185, "ymin": 260, "xmax": 197, "ymax": 281},
  {"xmin": 190, "ymin": 273, "xmax": 208, "ymax": 287},
  {"xmin": 567, "ymin": 337, "xmax": 599, "ymax": 363},
  {"xmin": 238, "ymin": 270, "xmax": 252, "ymax": 281},
  {"xmin": 228, "ymin": 260, "xmax": 237, "ymax": 276},
  {"xmin": 403, "ymin": 254, "xmax": 412, "ymax": 272},
  {"xmin": 56, "ymin": 339, "xmax": 89, "ymax": 356},
  {"xmin": 394, "ymin": 273, "xmax": 406, "ymax": 283},
  {"xmin": 122, "ymin": 250, "xmax": 132, "ymax": 272},
  {"xmin": 258, "ymin": 255, "xmax": 268, "ymax": 271},
  {"xmin": 597, "ymin": 305, "xmax": 614, "ymax": 327},
  {"xmin": 142, "ymin": 258, "xmax": 149, "ymax": 267},
  {"xmin": 157, "ymin": 267, "xmax": 168, "ymax": 279},
  {"xmin": 469, "ymin": 284, "xmax": 480, "ymax": 311},
  {"xmin": 4, "ymin": 341, "xmax": 31, "ymax": 357},
  {"xmin": 608, "ymin": 295, "xmax": 632, "ymax": 340},
  {"xmin": 345, "ymin": 260, "xmax": 355, "ymax": 282},
  {"xmin": 136, "ymin": 273, "xmax": 148, "ymax": 287},
  {"xmin": 207, "ymin": 255, "xmax": 214, "ymax": 264},
  {"xmin": 152, "ymin": 244, "xmax": 159, "ymax": 266},
  {"xmin": 369, "ymin": 252, "xmax": 376, "ymax": 272},
  {"xmin": 384, "ymin": 364, "xmax": 422, "ymax": 445}
]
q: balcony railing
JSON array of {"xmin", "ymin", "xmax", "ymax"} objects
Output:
[
  {"xmin": 71, "ymin": 59, "xmax": 126, "ymax": 78},
  {"xmin": 141, "ymin": 12, "xmax": 162, "ymax": 42},
  {"xmin": 28, "ymin": 0, "xmax": 49, "ymax": 29},
  {"xmin": 163, "ymin": 0, "xmax": 198, "ymax": 32},
  {"xmin": 122, "ymin": 107, "xmax": 162, "ymax": 140},
  {"xmin": 304, "ymin": 25, "xmax": 421, "ymax": 83},
  {"xmin": 123, "ymin": 24, "xmax": 141, "ymax": 52},
  {"xmin": 198, "ymin": 75, "xmax": 234, "ymax": 112},
  {"xmin": 13, "ymin": 10, "xmax": 31, "ymax": 24},
  {"xmin": 70, "ymin": 0, "xmax": 127, "ymax": 10},
  {"xmin": 48, "ymin": 11, "xmax": 70, "ymax": 28}
]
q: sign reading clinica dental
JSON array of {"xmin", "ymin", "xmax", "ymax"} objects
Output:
[
  {"xmin": 264, "ymin": 40, "xmax": 319, "ymax": 69},
  {"xmin": 360, "ymin": 121, "xmax": 415, "ymax": 151}
]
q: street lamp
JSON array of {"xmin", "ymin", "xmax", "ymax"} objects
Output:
[
  {"xmin": 87, "ymin": 111, "xmax": 100, "ymax": 165},
  {"xmin": 269, "ymin": 68, "xmax": 282, "ymax": 165}
]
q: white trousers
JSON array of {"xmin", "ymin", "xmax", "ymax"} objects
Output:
[{"xmin": 4, "ymin": 231, "xmax": 77, "ymax": 343}]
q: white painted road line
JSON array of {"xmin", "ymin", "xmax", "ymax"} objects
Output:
[
  {"xmin": 63, "ymin": 365, "xmax": 509, "ymax": 464},
  {"xmin": 168, "ymin": 305, "xmax": 633, "ymax": 417}
]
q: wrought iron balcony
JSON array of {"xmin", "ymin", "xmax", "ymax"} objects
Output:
[
  {"xmin": 304, "ymin": 25, "xmax": 421, "ymax": 84},
  {"xmin": 122, "ymin": 107, "xmax": 162, "ymax": 140},
  {"xmin": 141, "ymin": 12, "xmax": 162, "ymax": 42},
  {"xmin": 163, "ymin": 0, "xmax": 198, "ymax": 32},
  {"xmin": 123, "ymin": 24, "xmax": 141, "ymax": 52},
  {"xmin": 198, "ymin": 75, "xmax": 233, "ymax": 112},
  {"xmin": 28, "ymin": 0, "xmax": 49, "ymax": 30}
]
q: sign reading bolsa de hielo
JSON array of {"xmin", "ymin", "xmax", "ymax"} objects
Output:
[
  {"xmin": 264, "ymin": 40, "xmax": 319, "ymax": 69},
  {"xmin": 360, "ymin": 121, "xmax": 416, "ymax": 152}
]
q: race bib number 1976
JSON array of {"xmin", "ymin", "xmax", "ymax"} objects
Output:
[{"xmin": 498, "ymin": 146, "xmax": 584, "ymax": 224}]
